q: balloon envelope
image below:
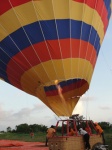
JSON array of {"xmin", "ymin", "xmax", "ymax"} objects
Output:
[{"xmin": 0, "ymin": 0, "xmax": 111, "ymax": 116}]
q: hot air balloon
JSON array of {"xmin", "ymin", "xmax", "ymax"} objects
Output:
[{"xmin": 0, "ymin": 0, "xmax": 111, "ymax": 116}]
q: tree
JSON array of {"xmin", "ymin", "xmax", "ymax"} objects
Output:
[
  {"xmin": 98, "ymin": 122, "xmax": 111, "ymax": 130},
  {"xmin": 14, "ymin": 123, "xmax": 48, "ymax": 133},
  {"xmin": 16, "ymin": 123, "xmax": 29, "ymax": 133},
  {"xmin": 7, "ymin": 126, "xmax": 11, "ymax": 132},
  {"xmin": 69, "ymin": 114, "xmax": 85, "ymax": 120}
]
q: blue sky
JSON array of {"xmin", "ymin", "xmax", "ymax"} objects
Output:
[{"xmin": 0, "ymin": 19, "xmax": 112, "ymax": 131}]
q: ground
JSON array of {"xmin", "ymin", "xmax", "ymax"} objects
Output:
[{"xmin": 0, "ymin": 140, "xmax": 49, "ymax": 150}]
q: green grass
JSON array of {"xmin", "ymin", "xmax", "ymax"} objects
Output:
[
  {"xmin": 0, "ymin": 132, "xmax": 46, "ymax": 142},
  {"xmin": 105, "ymin": 133, "xmax": 112, "ymax": 149}
]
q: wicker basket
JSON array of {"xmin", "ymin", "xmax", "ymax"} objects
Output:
[{"xmin": 48, "ymin": 135, "xmax": 103, "ymax": 150}]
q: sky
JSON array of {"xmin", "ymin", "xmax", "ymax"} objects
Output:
[{"xmin": 0, "ymin": 19, "xmax": 112, "ymax": 132}]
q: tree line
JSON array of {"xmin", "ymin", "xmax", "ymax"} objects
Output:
[
  {"xmin": 5, "ymin": 121, "xmax": 112, "ymax": 134},
  {"xmin": 6, "ymin": 123, "xmax": 48, "ymax": 133}
]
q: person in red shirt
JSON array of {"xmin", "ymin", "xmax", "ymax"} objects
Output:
[
  {"xmin": 94, "ymin": 122, "xmax": 105, "ymax": 145},
  {"xmin": 68, "ymin": 127, "xmax": 76, "ymax": 136},
  {"xmin": 30, "ymin": 131, "xmax": 34, "ymax": 138},
  {"xmin": 85, "ymin": 126, "xmax": 92, "ymax": 135},
  {"xmin": 45, "ymin": 125, "xmax": 56, "ymax": 146}
]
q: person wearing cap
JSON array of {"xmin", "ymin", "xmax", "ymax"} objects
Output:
[
  {"xmin": 45, "ymin": 125, "xmax": 56, "ymax": 146},
  {"xmin": 79, "ymin": 128, "xmax": 91, "ymax": 150},
  {"xmin": 94, "ymin": 122, "xmax": 105, "ymax": 145}
]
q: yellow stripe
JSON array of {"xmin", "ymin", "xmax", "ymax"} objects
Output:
[
  {"xmin": 0, "ymin": 0, "xmax": 104, "ymax": 44},
  {"xmin": 21, "ymin": 58, "xmax": 93, "ymax": 94},
  {"xmin": 0, "ymin": 78, "xmax": 4, "ymax": 81},
  {"xmin": 44, "ymin": 96, "xmax": 80, "ymax": 116},
  {"xmin": 37, "ymin": 83, "xmax": 88, "ymax": 116},
  {"xmin": 36, "ymin": 81, "xmax": 88, "ymax": 116},
  {"xmin": 21, "ymin": 58, "xmax": 91, "ymax": 116},
  {"xmin": 0, "ymin": 26, "xmax": 8, "ymax": 41},
  {"xmin": 111, "ymin": 3, "xmax": 112, "ymax": 9},
  {"xmin": 53, "ymin": 0, "xmax": 104, "ymax": 43}
]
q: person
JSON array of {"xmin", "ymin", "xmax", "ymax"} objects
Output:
[
  {"xmin": 29, "ymin": 129, "xmax": 34, "ymax": 138},
  {"xmin": 94, "ymin": 122, "xmax": 105, "ymax": 145},
  {"xmin": 30, "ymin": 131, "xmax": 34, "ymax": 138},
  {"xmin": 68, "ymin": 127, "xmax": 76, "ymax": 136},
  {"xmin": 85, "ymin": 126, "xmax": 92, "ymax": 135},
  {"xmin": 45, "ymin": 125, "xmax": 56, "ymax": 146},
  {"xmin": 79, "ymin": 128, "xmax": 91, "ymax": 150}
]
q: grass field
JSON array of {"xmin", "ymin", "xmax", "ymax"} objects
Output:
[
  {"xmin": 0, "ymin": 132, "xmax": 112, "ymax": 149},
  {"xmin": 105, "ymin": 133, "xmax": 112, "ymax": 149},
  {"xmin": 0, "ymin": 132, "xmax": 46, "ymax": 143}
]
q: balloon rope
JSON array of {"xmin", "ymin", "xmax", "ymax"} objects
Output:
[
  {"xmin": 0, "ymin": 44, "xmax": 51, "ymax": 105},
  {"xmin": 8, "ymin": 0, "xmax": 52, "ymax": 85},
  {"xmin": 75, "ymin": 0, "xmax": 85, "ymax": 97},
  {"xmin": 68, "ymin": 0, "xmax": 76, "ymax": 108},
  {"xmin": 85, "ymin": 92, "xmax": 89, "ymax": 120},
  {"xmin": 0, "ymin": 46, "xmax": 38, "ymax": 93},
  {"xmin": 51, "ymin": 0, "xmax": 73, "ymax": 109},
  {"xmin": 85, "ymin": 1, "xmax": 106, "ymax": 86},
  {"xmin": 6, "ymin": 0, "xmax": 62, "ymax": 109},
  {"xmin": 77, "ymin": 0, "xmax": 98, "ymax": 96},
  {"xmin": 32, "ymin": 0, "xmax": 60, "ymax": 81},
  {"xmin": 0, "ymin": 23, "xmax": 45, "ymax": 89},
  {"xmin": 69, "ymin": 0, "xmax": 72, "ymax": 79},
  {"xmin": 0, "ymin": 46, "xmax": 52, "ymax": 103},
  {"xmin": 32, "ymin": 0, "xmax": 69, "ymax": 111},
  {"xmin": 51, "ymin": 0, "xmax": 67, "ymax": 80}
]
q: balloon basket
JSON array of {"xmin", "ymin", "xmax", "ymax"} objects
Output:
[
  {"xmin": 48, "ymin": 135, "xmax": 103, "ymax": 150},
  {"xmin": 48, "ymin": 136, "xmax": 84, "ymax": 150},
  {"xmin": 48, "ymin": 116, "xmax": 103, "ymax": 150}
]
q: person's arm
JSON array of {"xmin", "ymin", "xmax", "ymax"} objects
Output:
[
  {"xmin": 71, "ymin": 129, "xmax": 76, "ymax": 135},
  {"xmin": 51, "ymin": 129, "xmax": 56, "ymax": 137},
  {"xmin": 53, "ymin": 129, "xmax": 56, "ymax": 136},
  {"xmin": 96, "ymin": 128, "xmax": 100, "ymax": 135}
]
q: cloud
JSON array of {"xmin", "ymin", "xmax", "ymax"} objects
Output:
[
  {"xmin": 72, "ymin": 95, "xmax": 96, "ymax": 114},
  {"xmin": 80, "ymin": 95, "xmax": 96, "ymax": 102},
  {"xmin": 0, "ymin": 104, "xmax": 13, "ymax": 120},
  {"xmin": 0, "ymin": 103, "xmax": 52, "ymax": 131},
  {"xmin": 72, "ymin": 101, "xmax": 83, "ymax": 115},
  {"xmin": 12, "ymin": 103, "xmax": 46, "ymax": 118},
  {"xmin": 99, "ymin": 106, "xmax": 111, "ymax": 110},
  {"xmin": 12, "ymin": 108, "xmax": 32, "ymax": 119}
]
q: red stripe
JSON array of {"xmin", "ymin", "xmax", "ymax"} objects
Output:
[
  {"xmin": 0, "ymin": 0, "xmax": 31, "ymax": 15},
  {"xmin": 62, "ymin": 39, "xmax": 96, "ymax": 67},
  {"xmin": 7, "ymin": 39, "xmax": 97, "ymax": 87},
  {"xmin": 45, "ymin": 80, "xmax": 86, "ymax": 96},
  {"xmin": 73, "ymin": 0, "xmax": 108, "ymax": 32},
  {"xmin": 9, "ymin": 39, "xmax": 97, "ymax": 68}
]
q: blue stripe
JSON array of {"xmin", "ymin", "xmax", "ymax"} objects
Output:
[
  {"xmin": 108, "ymin": 7, "xmax": 111, "ymax": 20},
  {"xmin": 0, "ymin": 19, "xmax": 101, "ymax": 82},
  {"xmin": 0, "ymin": 70, "xmax": 9, "ymax": 83},
  {"xmin": 0, "ymin": 19, "xmax": 100, "ymax": 57},
  {"xmin": 0, "ymin": 50, "xmax": 10, "ymax": 83},
  {"xmin": 104, "ymin": 0, "xmax": 111, "ymax": 20},
  {"xmin": 44, "ymin": 79, "xmax": 81, "ymax": 92},
  {"xmin": 61, "ymin": 79, "xmax": 81, "ymax": 87}
]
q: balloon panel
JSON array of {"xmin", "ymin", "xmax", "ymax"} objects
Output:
[{"xmin": 0, "ymin": 0, "xmax": 111, "ymax": 116}]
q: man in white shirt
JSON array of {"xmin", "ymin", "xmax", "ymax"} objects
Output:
[{"xmin": 79, "ymin": 128, "xmax": 91, "ymax": 150}]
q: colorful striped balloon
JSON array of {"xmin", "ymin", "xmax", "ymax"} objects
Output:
[{"xmin": 0, "ymin": 0, "xmax": 111, "ymax": 116}]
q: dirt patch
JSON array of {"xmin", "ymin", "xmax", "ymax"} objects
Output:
[{"xmin": 0, "ymin": 140, "xmax": 49, "ymax": 150}]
